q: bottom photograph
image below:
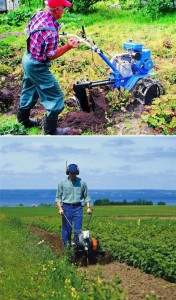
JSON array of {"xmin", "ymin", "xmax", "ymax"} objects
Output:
[{"xmin": 0, "ymin": 136, "xmax": 176, "ymax": 300}]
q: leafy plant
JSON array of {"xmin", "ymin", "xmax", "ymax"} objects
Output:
[
  {"xmin": 119, "ymin": 0, "xmax": 176, "ymax": 18},
  {"xmin": 0, "ymin": 41, "xmax": 14, "ymax": 58},
  {"xmin": 141, "ymin": 95, "xmax": 176, "ymax": 134},
  {"xmin": 71, "ymin": 0, "xmax": 105, "ymax": 13},
  {"xmin": 107, "ymin": 89, "xmax": 132, "ymax": 113},
  {"xmin": 0, "ymin": 8, "xmax": 33, "ymax": 26},
  {"xmin": 0, "ymin": 120, "xmax": 27, "ymax": 135},
  {"xmin": 0, "ymin": 64, "xmax": 13, "ymax": 75}
]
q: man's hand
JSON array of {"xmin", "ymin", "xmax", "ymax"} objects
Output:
[
  {"xmin": 48, "ymin": 38, "xmax": 79, "ymax": 60},
  {"xmin": 87, "ymin": 208, "xmax": 92, "ymax": 214},
  {"xmin": 58, "ymin": 208, "xmax": 64, "ymax": 215},
  {"xmin": 67, "ymin": 38, "xmax": 79, "ymax": 48}
]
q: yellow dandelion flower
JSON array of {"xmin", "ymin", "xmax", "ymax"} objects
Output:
[
  {"xmin": 96, "ymin": 277, "xmax": 102, "ymax": 285},
  {"xmin": 71, "ymin": 287, "xmax": 78, "ymax": 298},
  {"xmin": 65, "ymin": 278, "xmax": 71, "ymax": 285}
]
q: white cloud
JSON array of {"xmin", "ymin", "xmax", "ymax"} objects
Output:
[{"xmin": 0, "ymin": 136, "xmax": 176, "ymax": 190}]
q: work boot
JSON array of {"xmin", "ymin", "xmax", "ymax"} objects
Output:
[
  {"xmin": 17, "ymin": 108, "xmax": 42, "ymax": 128},
  {"xmin": 44, "ymin": 116, "xmax": 70, "ymax": 135}
]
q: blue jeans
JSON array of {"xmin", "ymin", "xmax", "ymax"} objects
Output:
[
  {"xmin": 62, "ymin": 204, "xmax": 83, "ymax": 248},
  {"xmin": 20, "ymin": 51, "xmax": 64, "ymax": 117}
]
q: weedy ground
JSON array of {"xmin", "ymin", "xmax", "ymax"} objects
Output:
[{"xmin": 0, "ymin": 4, "xmax": 175, "ymax": 135}]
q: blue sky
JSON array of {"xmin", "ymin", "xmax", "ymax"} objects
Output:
[{"xmin": 0, "ymin": 136, "xmax": 176, "ymax": 190}]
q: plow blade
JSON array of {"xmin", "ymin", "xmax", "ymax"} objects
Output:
[
  {"xmin": 72, "ymin": 248, "xmax": 108, "ymax": 266},
  {"xmin": 73, "ymin": 79, "xmax": 115, "ymax": 112}
]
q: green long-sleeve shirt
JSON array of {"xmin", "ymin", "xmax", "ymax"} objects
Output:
[{"xmin": 55, "ymin": 176, "xmax": 91, "ymax": 204}]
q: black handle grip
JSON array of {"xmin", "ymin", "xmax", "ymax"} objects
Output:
[{"xmin": 81, "ymin": 26, "xmax": 86, "ymax": 39}]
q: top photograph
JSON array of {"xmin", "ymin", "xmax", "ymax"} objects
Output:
[{"xmin": 0, "ymin": 0, "xmax": 175, "ymax": 135}]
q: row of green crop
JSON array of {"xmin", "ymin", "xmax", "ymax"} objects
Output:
[
  {"xmin": 22, "ymin": 215, "xmax": 176, "ymax": 282},
  {"xmin": 0, "ymin": 217, "xmax": 125, "ymax": 300},
  {"xmin": 91, "ymin": 218, "xmax": 176, "ymax": 282}
]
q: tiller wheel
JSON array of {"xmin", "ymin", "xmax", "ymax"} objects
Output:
[{"xmin": 131, "ymin": 78, "xmax": 165, "ymax": 105}]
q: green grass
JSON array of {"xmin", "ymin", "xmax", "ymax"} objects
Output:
[
  {"xmin": 0, "ymin": 219, "xmax": 60, "ymax": 300},
  {"xmin": 0, "ymin": 217, "xmax": 124, "ymax": 300},
  {"xmin": 0, "ymin": 206, "xmax": 57, "ymax": 218},
  {"xmin": 0, "ymin": 115, "xmax": 42, "ymax": 135},
  {"xmin": 0, "ymin": 205, "xmax": 175, "ymax": 218},
  {"xmin": 91, "ymin": 205, "xmax": 176, "ymax": 217}
]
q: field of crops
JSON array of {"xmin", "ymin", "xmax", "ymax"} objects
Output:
[
  {"xmin": 93, "ymin": 218, "xmax": 176, "ymax": 281},
  {"xmin": 22, "ymin": 216, "xmax": 176, "ymax": 282},
  {"xmin": 1, "ymin": 206, "xmax": 175, "ymax": 288}
]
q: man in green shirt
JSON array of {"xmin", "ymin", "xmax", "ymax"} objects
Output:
[{"xmin": 55, "ymin": 164, "xmax": 92, "ymax": 248}]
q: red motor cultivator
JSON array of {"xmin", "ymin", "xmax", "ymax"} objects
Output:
[
  {"xmin": 75, "ymin": 213, "xmax": 105, "ymax": 265},
  {"xmin": 64, "ymin": 212, "xmax": 105, "ymax": 266}
]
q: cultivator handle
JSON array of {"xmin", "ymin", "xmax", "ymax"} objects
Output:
[
  {"xmin": 81, "ymin": 26, "xmax": 86, "ymax": 39},
  {"xmin": 59, "ymin": 28, "xmax": 101, "ymax": 53},
  {"xmin": 86, "ymin": 213, "xmax": 92, "ymax": 230},
  {"xmin": 60, "ymin": 29, "xmax": 119, "ymax": 74}
]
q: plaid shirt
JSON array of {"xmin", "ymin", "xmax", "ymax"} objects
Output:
[{"xmin": 25, "ymin": 11, "xmax": 61, "ymax": 61}]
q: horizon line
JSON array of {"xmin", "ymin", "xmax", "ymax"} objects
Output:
[{"xmin": 1, "ymin": 188, "xmax": 176, "ymax": 191}]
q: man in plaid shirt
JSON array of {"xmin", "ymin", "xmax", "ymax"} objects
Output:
[{"xmin": 17, "ymin": 0, "xmax": 79, "ymax": 135}]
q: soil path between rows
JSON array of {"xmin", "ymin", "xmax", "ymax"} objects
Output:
[{"xmin": 29, "ymin": 226, "xmax": 176, "ymax": 300}]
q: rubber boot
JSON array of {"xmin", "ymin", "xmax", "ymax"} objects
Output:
[
  {"xmin": 44, "ymin": 116, "xmax": 70, "ymax": 135},
  {"xmin": 17, "ymin": 108, "xmax": 41, "ymax": 128}
]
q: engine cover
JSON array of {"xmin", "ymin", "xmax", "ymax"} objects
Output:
[
  {"xmin": 135, "ymin": 49, "xmax": 154, "ymax": 74},
  {"xmin": 123, "ymin": 41, "xmax": 143, "ymax": 52},
  {"xmin": 77, "ymin": 230, "xmax": 91, "ymax": 251},
  {"xmin": 111, "ymin": 55, "xmax": 133, "ymax": 78}
]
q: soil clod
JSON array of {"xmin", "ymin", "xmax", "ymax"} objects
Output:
[
  {"xmin": 58, "ymin": 89, "xmax": 108, "ymax": 133},
  {"xmin": 0, "ymin": 89, "xmax": 15, "ymax": 112}
]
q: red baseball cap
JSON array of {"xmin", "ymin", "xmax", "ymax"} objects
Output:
[{"xmin": 45, "ymin": 0, "xmax": 72, "ymax": 8}]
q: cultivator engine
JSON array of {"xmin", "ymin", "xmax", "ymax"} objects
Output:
[
  {"xmin": 75, "ymin": 214, "xmax": 105, "ymax": 265},
  {"xmin": 63, "ymin": 212, "xmax": 105, "ymax": 266},
  {"xmin": 60, "ymin": 27, "xmax": 164, "ymax": 112},
  {"xmin": 76, "ymin": 229, "xmax": 99, "ymax": 254}
]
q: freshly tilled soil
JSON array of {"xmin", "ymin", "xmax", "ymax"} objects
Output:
[
  {"xmin": 29, "ymin": 226, "xmax": 176, "ymax": 300},
  {"xmin": 0, "ymin": 75, "xmax": 158, "ymax": 135}
]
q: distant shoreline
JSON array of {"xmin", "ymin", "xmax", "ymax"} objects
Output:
[{"xmin": 1, "ymin": 189, "xmax": 176, "ymax": 207}]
